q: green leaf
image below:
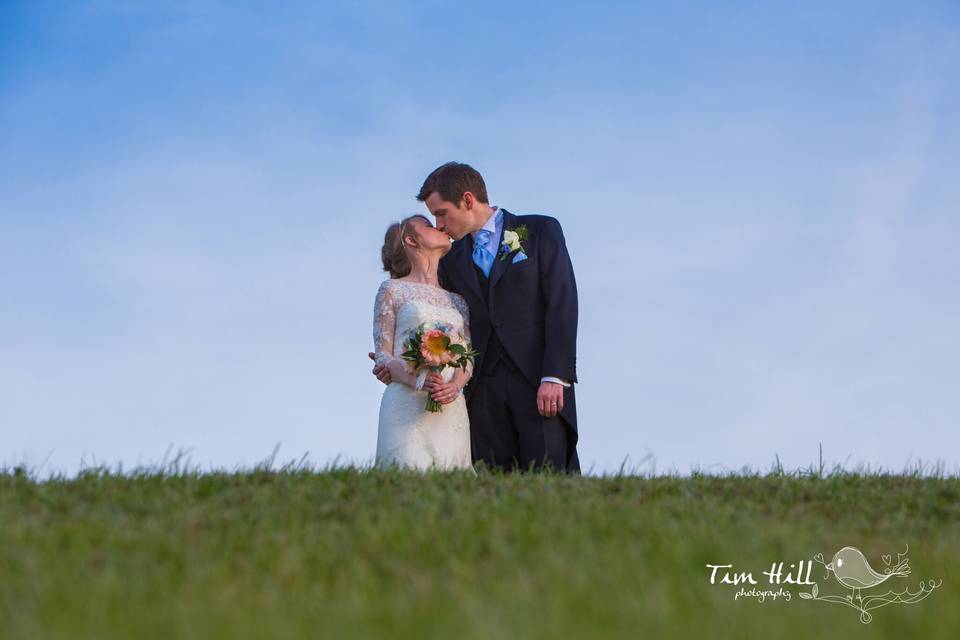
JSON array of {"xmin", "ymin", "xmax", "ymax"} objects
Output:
[{"xmin": 799, "ymin": 592, "xmax": 812, "ymax": 600}]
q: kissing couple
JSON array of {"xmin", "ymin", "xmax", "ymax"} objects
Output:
[{"xmin": 369, "ymin": 162, "xmax": 580, "ymax": 474}]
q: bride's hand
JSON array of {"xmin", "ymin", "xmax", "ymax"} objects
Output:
[
  {"xmin": 422, "ymin": 371, "xmax": 444, "ymax": 392},
  {"xmin": 430, "ymin": 380, "xmax": 460, "ymax": 405}
]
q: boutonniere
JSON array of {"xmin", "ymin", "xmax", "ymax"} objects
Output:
[{"xmin": 499, "ymin": 224, "xmax": 528, "ymax": 261}]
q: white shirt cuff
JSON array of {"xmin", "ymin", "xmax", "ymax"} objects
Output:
[{"xmin": 541, "ymin": 376, "xmax": 571, "ymax": 388}]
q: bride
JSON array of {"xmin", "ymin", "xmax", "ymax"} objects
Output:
[{"xmin": 371, "ymin": 215, "xmax": 474, "ymax": 471}]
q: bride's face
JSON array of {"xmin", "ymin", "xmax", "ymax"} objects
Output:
[{"xmin": 406, "ymin": 218, "xmax": 453, "ymax": 256}]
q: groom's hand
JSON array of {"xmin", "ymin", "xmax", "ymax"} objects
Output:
[
  {"xmin": 537, "ymin": 382, "xmax": 564, "ymax": 418},
  {"xmin": 369, "ymin": 352, "xmax": 392, "ymax": 385}
]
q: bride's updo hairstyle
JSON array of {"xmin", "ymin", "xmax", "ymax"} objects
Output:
[{"xmin": 381, "ymin": 215, "xmax": 430, "ymax": 278}]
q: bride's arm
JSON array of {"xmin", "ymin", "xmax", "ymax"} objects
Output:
[
  {"xmin": 373, "ymin": 282, "xmax": 417, "ymax": 388},
  {"xmin": 452, "ymin": 296, "xmax": 474, "ymax": 393},
  {"xmin": 386, "ymin": 358, "xmax": 417, "ymax": 388},
  {"xmin": 451, "ymin": 363, "xmax": 472, "ymax": 395},
  {"xmin": 426, "ymin": 295, "xmax": 476, "ymax": 404}
]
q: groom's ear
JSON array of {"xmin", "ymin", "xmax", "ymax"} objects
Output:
[{"xmin": 461, "ymin": 192, "xmax": 475, "ymax": 210}]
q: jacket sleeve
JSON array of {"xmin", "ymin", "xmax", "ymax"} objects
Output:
[{"xmin": 538, "ymin": 218, "xmax": 578, "ymax": 384}]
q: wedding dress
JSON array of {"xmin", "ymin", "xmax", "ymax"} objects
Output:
[{"xmin": 373, "ymin": 279, "xmax": 474, "ymax": 471}]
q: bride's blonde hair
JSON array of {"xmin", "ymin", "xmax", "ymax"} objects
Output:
[{"xmin": 381, "ymin": 215, "xmax": 430, "ymax": 278}]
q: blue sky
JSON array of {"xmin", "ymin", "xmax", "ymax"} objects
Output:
[{"xmin": 2, "ymin": 1, "xmax": 958, "ymax": 476}]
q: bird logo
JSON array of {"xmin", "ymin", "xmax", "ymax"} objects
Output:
[
  {"xmin": 821, "ymin": 546, "xmax": 910, "ymax": 603},
  {"xmin": 801, "ymin": 544, "xmax": 941, "ymax": 624}
]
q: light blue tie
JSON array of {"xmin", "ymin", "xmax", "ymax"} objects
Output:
[{"xmin": 472, "ymin": 229, "xmax": 494, "ymax": 278}]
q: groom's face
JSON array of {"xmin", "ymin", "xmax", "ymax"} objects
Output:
[{"xmin": 424, "ymin": 192, "xmax": 471, "ymax": 241}]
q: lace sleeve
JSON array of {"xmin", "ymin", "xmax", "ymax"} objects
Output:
[
  {"xmin": 373, "ymin": 281, "xmax": 398, "ymax": 367},
  {"xmin": 452, "ymin": 294, "xmax": 471, "ymax": 344},
  {"xmin": 452, "ymin": 294, "xmax": 474, "ymax": 378}
]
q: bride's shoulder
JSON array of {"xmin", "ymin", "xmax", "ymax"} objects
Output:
[
  {"xmin": 379, "ymin": 277, "xmax": 410, "ymax": 291},
  {"xmin": 375, "ymin": 278, "xmax": 400, "ymax": 300},
  {"xmin": 376, "ymin": 278, "xmax": 419, "ymax": 301}
]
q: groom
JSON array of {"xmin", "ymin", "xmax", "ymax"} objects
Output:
[{"xmin": 373, "ymin": 162, "xmax": 580, "ymax": 474}]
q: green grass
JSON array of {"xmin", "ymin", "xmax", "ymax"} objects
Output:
[{"xmin": 2, "ymin": 459, "xmax": 958, "ymax": 639}]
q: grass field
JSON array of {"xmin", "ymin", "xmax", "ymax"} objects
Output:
[{"xmin": 1, "ymin": 459, "xmax": 958, "ymax": 639}]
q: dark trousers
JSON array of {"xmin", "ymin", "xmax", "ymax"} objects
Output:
[{"xmin": 467, "ymin": 357, "xmax": 572, "ymax": 473}]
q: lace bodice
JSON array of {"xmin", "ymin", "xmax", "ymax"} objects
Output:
[{"xmin": 373, "ymin": 279, "xmax": 473, "ymax": 374}]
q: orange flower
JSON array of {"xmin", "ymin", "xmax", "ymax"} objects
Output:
[
  {"xmin": 420, "ymin": 347, "xmax": 443, "ymax": 367},
  {"xmin": 423, "ymin": 329, "xmax": 447, "ymax": 355},
  {"xmin": 420, "ymin": 329, "xmax": 448, "ymax": 367}
]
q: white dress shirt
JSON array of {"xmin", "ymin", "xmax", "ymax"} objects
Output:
[{"xmin": 472, "ymin": 207, "xmax": 571, "ymax": 389}]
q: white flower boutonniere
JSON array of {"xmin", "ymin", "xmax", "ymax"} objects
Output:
[{"xmin": 499, "ymin": 224, "xmax": 528, "ymax": 261}]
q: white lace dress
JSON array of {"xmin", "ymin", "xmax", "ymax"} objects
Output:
[{"xmin": 373, "ymin": 279, "xmax": 474, "ymax": 471}]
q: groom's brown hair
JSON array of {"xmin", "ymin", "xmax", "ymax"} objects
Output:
[{"xmin": 416, "ymin": 162, "xmax": 489, "ymax": 205}]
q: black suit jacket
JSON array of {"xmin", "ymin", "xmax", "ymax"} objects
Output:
[{"xmin": 438, "ymin": 209, "xmax": 579, "ymax": 433}]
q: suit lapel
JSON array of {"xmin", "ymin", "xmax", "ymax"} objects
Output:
[{"xmin": 488, "ymin": 209, "xmax": 518, "ymax": 291}]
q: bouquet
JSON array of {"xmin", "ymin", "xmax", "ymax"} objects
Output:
[{"xmin": 400, "ymin": 321, "xmax": 478, "ymax": 412}]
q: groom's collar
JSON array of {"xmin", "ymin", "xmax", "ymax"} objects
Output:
[{"xmin": 471, "ymin": 206, "xmax": 501, "ymax": 241}]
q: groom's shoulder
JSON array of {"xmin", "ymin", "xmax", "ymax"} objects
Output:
[
  {"xmin": 513, "ymin": 213, "xmax": 565, "ymax": 235},
  {"xmin": 512, "ymin": 212, "xmax": 560, "ymax": 225}
]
